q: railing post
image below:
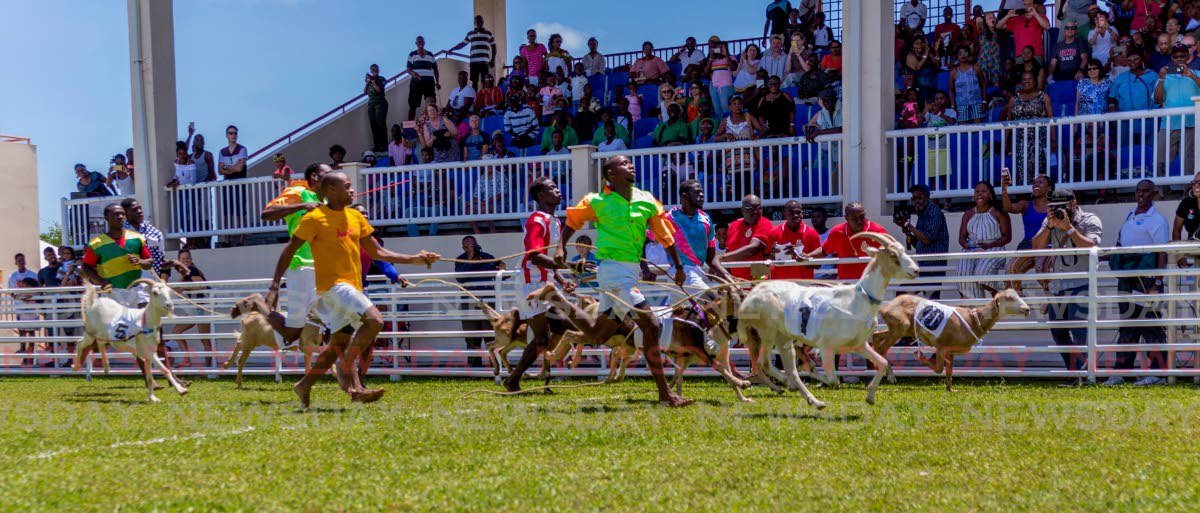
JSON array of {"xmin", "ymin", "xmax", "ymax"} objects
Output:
[
  {"xmin": 1086, "ymin": 246, "xmax": 1100, "ymax": 384},
  {"xmin": 568, "ymin": 144, "xmax": 597, "ymax": 205},
  {"xmin": 1193, "ymin": 96, "xmax": 1200, "ymax": 175},
  {"xmin": 1167, "ymin": 254, "xmax": 1178, "ymax": 386}
]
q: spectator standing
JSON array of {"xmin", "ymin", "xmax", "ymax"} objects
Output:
[
  {"xmin": 14, "ymin": 277, "xmax": 41, "ymax": 366},
  {"xmin": 956, "ymin": 180, "xmax": 1012, "ymax": 298},
  {"xmin": 447, "ymin": 70, "xmax": 477, "ymax": 118},
  {"xmin": 899, "ymin": 0, "xmax": 928, "ymax": 32},
  {"xmin": 977, "ymin": 12, "xmax": 1004, "ymax": 84},
  {"xmin": 631, "ymin": 41, "xmax": 670, "ymax": 86},
  {"xmin": 406, "ymin": 36, "xmax": 440, "ymax": 120},
  {"xmin": 1075, "ymin": 62, "xmax": 1111, "ymax": 115},
  {"xmin": 721, "ymin": 194, "xmax": 775, "ymax": 281},
  {"xmin": 1000, "ymin": 1, "xmax": 1050, "ymax": 61},
  {"xmin": 454, "ymin": 15, "xmax": 496, "ymax": 90},
  {"xmin": 108, "ymin": 153, "xmax": 134, "ymax": 195},
  {"xmin": 771, "ymin": 200, "xmax": 821, "ymax": 280},
  {"xmin": 37, "ymin": 247, "xmax": 61, "ymax": 287},
  {"xmin": 1032, "ymin": 189, "xmax": 1101, "ymax": 386},
  {"xmin": 328, "ymin": 144, "xmax": 347, "ymax": 170},
  {"xmin": 419, "ymin": 104, "xmax": 460, "ymax": 163},
  {"xmin": 733, "ymin": 44, "xmax": 763, "ymax": 93},
  {"xmin": 764, "ymin": 0, "xmax": 794, "ymax": 42},
  {"xmin": 898, "ymin": 184, "xmax": 949, "ymax": 299},
  {"xmin": 950, "ymin": 47, "xmax": 987, "ymax": 124},
  {"xmin": 761, "ymin": 35, "xmax": 788, "ymax": 80},
  {"xmin": 164, "ymin": 249, "xmax": 212, "ymax": 369},
  {"xmin": 8, "ymin": 253, "xmax": 37, "ymax": 289},
  {"xmin": 905, "ymin": 38, "xmax": 939, "ymax": 98},
  {"xmin": 503, "ymin": 94, "xmax": 540, "ymax": 157},
  {"xmin": 1155, "ymin": 46, "xmax": 1200, "ymax": 165},
  {"xmin": 810, "ymin": 12, "xmax": 835, "ymax": 52},
  {"xmin": 189, "ymin": 131, "xmax": 215, "ymax": 183},
  {"xmin": 56, "ymin": 246, "xmax": 80, "ymax": 287},
  {"xmin": 1005, "ymin": 71, "xmax": 1052, "ymax": 180},
  {"xmin": 1132, "ymin": 0, "xmax": 1165, "ymax": 34},
  {"xmin": 706, "ymin": 39, "xmax": 738, "ymax": 117},
  {"xmin": 520, "ymin": 29, "xmax": 548, "ymax": 85},
  {"xmin": 1174, "ymin": 175, "xmax": 1200, "ymax": 243},
  {"xmin": 1164, "ymin": 17, "xmax": 1182, "ymax": 45},
  {"xmin": 1057, "ymin": 0, "xmax": 1095, "ymax": 38},
  {"xmin": 218, "ymin": 124, "xmax": 248, "ymax": 246},
  {"xmin": 569, "ymin": 62, "xmax": 589, "ymax": 106},
  {"xmin": 802, "ymin": 202, "xmax": 890, "ymax": 280},
  {"xmin": 582, "ymin": 37, "xmax": 605, "ymax": 77},
  {"xmin": 1008, "ymin": 46, "xmax": 1048, "ymax": 91},
  {"xmin": 1088, "ymin": 12, "xmax": 1118, "ymax": 66},
  {"xmin": 670, "ymin": 37, "xmax": 706, "ymax": 75},
  {"xmin": 1003, "ymin": 171, "xmax": 1054, "ymax": 248},
  {"xmin": 75, "ymin": 164, "xmax": 111, "ymax": 197},
  {"xmin": 1107, "ymin": 179, "xmax": 1170, "ymax": 386},
  {"xmin": 123, "ymin": 198, "xmax": 186, "ymax": 280},
  {"xmin": 1049, "ymin": 21, "xmax": 1090, "ymax": 82},
  {"xmin": 923, "ymin": 91, "xmax": 956, "ymax": 182},
  {"xmin": 1108, "ymin": 47, "xmax": 1156, "ymax": 117},
  {"xmin": 932, "ymin": 7, "xmax": 964, "ymax": 67},
  {"xmin": 454, "ymin": 236, "xmax": 500, "ymax": 367},
  {"xmin": 408, "ymin": 147, "xmax": 441, "ymax": 237},
  {"xmin": 544, "ymin": 33, "xmax": 573, "ymax": 78},
  {"xmin": 364, "ymin": 64, "xmax": 389, "ymax": 153}
]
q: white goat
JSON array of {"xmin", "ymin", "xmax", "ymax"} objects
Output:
[
  {"xmin": 72, "ymin": 280, "xmax": 189, "ymax": 402},
  {"xmin": 737, "ymin": 232, "xmax": 919, "ymax": 409}
]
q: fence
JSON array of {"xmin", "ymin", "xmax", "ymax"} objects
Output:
[
  {"xmin": 593, "ymin": 135, "xmax": 843, "ymax": 210},
  {"xmin": 164, "ymin": 176, "xmax": 288, "ymax": 239},
  {"xmin": 885, "ymin": 104, "xmax": 1200, "ymax": 201},
  {"xmin": 3, "ymin": 243, "xmax": 1198, "ymax": 383},
  {"xmin": 62, "ymin": 195, "xmax": 135, "ymax": 246}
]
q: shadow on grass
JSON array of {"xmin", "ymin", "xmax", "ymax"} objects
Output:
[
  {"xmin": 61, "ymin": 396, "xmax": 148, "ymax": 406},
  {"xmin": 622, "ymin": 397, "xmax": 725, "ymax": 407},
  {"xmin": 292, "ymin": 406, "xmax": 347, "ymax": 415},
  {"xmin": 734, "ymin": 412, "xmax": 862, "ymax": 422}
]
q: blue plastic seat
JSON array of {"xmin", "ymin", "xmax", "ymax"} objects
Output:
[
  {"xmin": 638, "ymin": 84, "xmax": 660, "ymax": 112},
  {"xmin": 608, "ymin": 71, "xmax": 630, "ymax": 91},
  {"xmin": 935, "ymin": 71, "xmax": 950, "ymax": 94},
  {"xmin": 669, "ymin": 61, "xmax": 683, "ymax": 79},
  {"xmin": 587, "ymin": 75, "xmax": 607, "ymax": 102},
  {"xmin": 1117, "ymin": 144, "xmax": 1151, "ymax": 175},
  {"xmin": 633, "ymin": 118, "xmax": 660, "ymax": 139},
  {"xmin": 782, "ymin": 86, "xmax": 799, "ymax": 99},
  {"xmin": 481, "ymin": 115, "xmax": 504, "ymax": 137},
  {"xmin": 1047, "ymin": 80, "xmax": 1077, "ymax": 116},
  {"xmin": 634, "ymin": 134, "xmax": 656, "ymax": 149}
]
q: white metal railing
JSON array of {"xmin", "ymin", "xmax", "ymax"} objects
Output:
[
  {"xmin": 594, "ymin": 135, "xmax": 843, "ymax": 210},
  {"xmin": 164, "ymin": 176, "xmax": 287, "ymax": 239},
  {"xmin": 886, "ymin": 104, "xmax": 1200, "ymax": 201},
  {"xmin": 3, "ymin": 243, "xmax": 1197, "ymax": 382},
  {"xmin": 359, "ymin": 154, "xmax": 573, "ymax": 227},
  {"xmin": 62, "ymin": 195, "xmax": 134, "ymax": 246}
]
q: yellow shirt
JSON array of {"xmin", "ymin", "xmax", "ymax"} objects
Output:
[{"xmin": 293, "ymin": 205, "xmax": 375, "ymax": 293}]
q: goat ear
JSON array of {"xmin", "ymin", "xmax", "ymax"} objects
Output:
[{"xmin": 230, "ymin": 305, "xmax": 243, "ymax": 319}]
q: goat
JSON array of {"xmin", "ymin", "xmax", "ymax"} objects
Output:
[
  {"xmin": 737, "ymin": 232, "xmax": 919, "ymax": 409},
  {"xmin": 225, "ymin": 294, "xmax": 323, "ymax": 388},
  {"xmin": 72, "ymin": 280, "xmax": 189, "ymax": 402},
  {"xmin": 871, "ymin": 288, "xmax": 1030, "ymax": 391},
  {"xmin": 663, "ymin": 282, "xmax": 752, "ymax": 401}
]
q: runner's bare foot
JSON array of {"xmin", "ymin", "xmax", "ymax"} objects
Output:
[
  {"xmin": 293, "ymin": 382, "xmax": 312, "ymax": 409},
  {"xmin": 659, "ymin": 393, "xmax": 695, "ymax": 408},
  {"xmin": 350, "ymin": 388, "xmax": 385, "ymax": 403},
  {"xmin": 525, "ymin": 283, "xmax": 560, "ymax": 303}
]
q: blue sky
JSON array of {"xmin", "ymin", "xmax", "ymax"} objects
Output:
[{"xmin": 1, "ymin": 0, "xmax": 772, "ymax": 231}]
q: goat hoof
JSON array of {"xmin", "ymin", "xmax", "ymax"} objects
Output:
[
  {"xmin": 865, "ymin": 395, "xmax": 876, "ymax": 406},
  {"xmin": 148, "ymin": 395, "xmax": 161, "ymax": 403},
  {"xmin": 740, "ymin": 397, "xmax": 754, "ymax": 403},
  {"xmin": 178, "ymin": 387, "xmax": 189, "ymax": 396},
  {"xmin": 811, "ymin": 400, "xmax": 826, "ymax": 410}
]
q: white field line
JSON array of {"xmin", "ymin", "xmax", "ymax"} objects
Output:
[{"xmin": 29, "ymin": 426, "xmax": 256, "ymax": 460}]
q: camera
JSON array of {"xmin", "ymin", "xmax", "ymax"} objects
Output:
[
  {"xmin": 893, "ymin": 205, "xmax": 911, "ymax": 226},
  {"xmin": 1015, "ymin": 8, "xmax": 1027, "ymax": 15},
  {"xmin": 1049, "ymin": 202, "xmax": 1070, "ymax": 221}
]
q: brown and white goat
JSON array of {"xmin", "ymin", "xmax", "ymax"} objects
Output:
[{"xmin": 225, "ymin": 294, "xmax": 323, "ymax": 388}]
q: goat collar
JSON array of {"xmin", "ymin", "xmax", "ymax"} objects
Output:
[{"xmin": 856, "ymin": 283, "xmax": 885, "ymax": 306}]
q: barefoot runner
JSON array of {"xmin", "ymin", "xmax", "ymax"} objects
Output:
[
  {"xmin": 269, "ymin": 172, "xmax": 439, "ymax": 407},
  {"xmin": 261, "ymin": 163, "xmax": 328, "ymax": 347},
  {"xmin": 533, "ymin": 155, "xmax": 694, "ymax": 407}
]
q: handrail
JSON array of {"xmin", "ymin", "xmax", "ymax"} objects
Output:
[
  {"xmin": 884, "ymin": 105, "xmax": 1194, "ymax": 138},
  {"xmin": 503, "ymin": 36, "xmax": 763, "ymax": 72},
  {"xmin": 0, "ymin": 134, "xmax": 31, "ymax": 144}
]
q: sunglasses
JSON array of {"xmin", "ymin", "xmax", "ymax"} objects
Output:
[
  {"xmin": 227, "ymin": 131, "xmax": 238, "ymax": 135},
  {"xmin": 1065, "ymin": 26, "xmax": 1078, "ymax": 30}
]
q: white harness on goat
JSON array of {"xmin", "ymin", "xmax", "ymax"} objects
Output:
[
  {"xmin": 106, "ymin": 308, "xmax": 152, "ymax": 342},
  {"xmin": 912, "ymin": 298, "xmax": 982, "ymax": 346},
  {"xmin": 784, "ymin": 288, "xmax": 840, "ymax": 340}
]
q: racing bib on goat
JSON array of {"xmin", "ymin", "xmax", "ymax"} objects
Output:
[
  {"xmin": 106, "ymin": 308, "xmax": 150, "ymax": 341},
  {"xmin": 783, "ymin": 288, "xmax": 836, "ymax": 339},
  {"xmin": 913, "ymin": 299, "xmax": 956, "ymax": 341}
]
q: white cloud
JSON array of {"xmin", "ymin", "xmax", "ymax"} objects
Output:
[{"xmin": 529, "ymin": 22, "xmax": 591, "ymax": 56}]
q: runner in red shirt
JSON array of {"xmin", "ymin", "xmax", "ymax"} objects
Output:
[
  {"xmin": 801, "ymin": 202, "xmax": 890, "ymax": 280},
  {"xmin": 721, "ymin": 194, "xmax": 775, "ymax": 280},
  {"xmin": 770, "ymin": 200, "xmax": 822, "ymax": 280}
]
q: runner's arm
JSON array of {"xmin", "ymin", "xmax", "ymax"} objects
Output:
[
  {"xmin": 362, "ymin": 236, "xmax": 440, "ymax": 266},
  {"xmin": 269, "ymin": 237, "xmax": 306, "ymax": 290},
  {"xmin": 261, "ymin": 202, "xmax": 321, "ymax": 222}
]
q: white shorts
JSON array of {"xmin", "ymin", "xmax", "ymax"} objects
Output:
[
  {"xmin": 670, "ymin": 266, "xmax": 709, "ymax": 298},
  {"xmin": 313, "ymin": 282, "xmax": 373, "ymax": 333},
  {"xmin": 517, "ymin": 280, "xmax": 553, "ymax": 319},
  {"xmin": 109, "ymin": 286, "xmax": 148, "ymax": 309},
  {"xmin": 597, "ymin": 260, "xmax": 646, "ymax": 319},
  {"xmin": 284, "ymin": 267, "xmax": 318, "ymax": 329}
]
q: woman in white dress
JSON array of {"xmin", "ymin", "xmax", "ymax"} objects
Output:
[{"xmin": 957, "ymin": 180, "xmax": 1012, "ymax": 298}]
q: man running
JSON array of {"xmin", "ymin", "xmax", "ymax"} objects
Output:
[
  {"xmin": 75, "ymin": 204, "xmax": 154, "ymax": 368},
  {"xmin": 502, "ymin": 177, "xmax": 580, "ymax": 392},
  {"xmin": 261, "ymin": 163, "xmax": 328, "ymax": 347},
  {"xmin": 269, "ymin": 172, "xmax": 438, "ymax": 407},
  {"xmin": 533, "ymin": 155, "xmax": 692, "ymax": 407}
]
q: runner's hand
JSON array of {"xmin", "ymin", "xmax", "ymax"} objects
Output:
[
  {"xmin": 300, "ymin": 202, "xmax": 322, "ymax": 212},
  {"xmin": 562, "ymin": 281, "xmax": 578, "ymax": 294},
  {"xmin": 397, "ymin": 276, "xmax": 410, "ymax": 288},
  {"xmin": 673, "ymin": 268, "xmax": 686, "ymax": 287},
  {"xmin": 417, "ymin": 250, "xmax": 440, "ymax": 266}
]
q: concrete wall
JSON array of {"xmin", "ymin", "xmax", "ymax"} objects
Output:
[{"xmin": 0, "ymin": 141, "xmax": 40, "ymax": 286}]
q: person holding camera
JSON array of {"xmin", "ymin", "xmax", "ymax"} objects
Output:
[
  {"xmin": 1153, "ymin": 44, "xmax": 1200, "ymax": 169},
  {"xmin": 896, "ymin": 184, "xmax": 949, "ymax": 299},
  {"xmin": 1032, "ymin": 189, "xmax": 1102, "ymax": 387},
  {"xmin": 364, "ymin": 64, "xmax": 388, "ymax": 154}
]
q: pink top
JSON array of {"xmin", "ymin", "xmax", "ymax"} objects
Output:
[
  {"xmin": 1131, "ymin": 0, "xmax": 1163, "ymax": 32},
  {"xmin": 709, "ymin": 56, "xmax": 735, "ymax": 88},
  {"xmin": 521, "ymin": 43, "xmax": 548, "ymax": 79},
  {"xmin": 625, "ymin": 94, "xmax": 642, "ymax": 122},
  {"xmin": 631, "ymin": 56, "xmax": 670, "ymax": 81}
]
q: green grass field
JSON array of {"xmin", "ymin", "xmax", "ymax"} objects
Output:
[{"xmin": 1, "ymin": 375, "xmax": 1198, "ymax": 512}]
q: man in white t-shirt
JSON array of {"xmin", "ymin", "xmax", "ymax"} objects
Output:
[
  {"xmin": 900, "ymin": 0, "xmax": 928, "ymax": 32},
  {"xmin": 7, "ymin": 253, "xmax": 38, "ymax": 289},
  {"xmin": 447, "ymin": 70, "xmax": 476, "ymax": 118},
  {"xmin": 670, "ymin": 37, "xmax": 706, "ymax": 74},
  {"xmin": 1107, "ymin": 179, "xmax": 1170, "ymax": 386}
]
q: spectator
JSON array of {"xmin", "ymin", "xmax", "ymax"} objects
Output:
[
  {"xmin": 364, "ymin": 64, "xmax": 389, "ymax": 153},
  {"xmin": 1032, "ymin": 189, "xmax": 1101, "ymax": 386},
  {"xmin": 771, "ymin": 200, "xmax": 822, "ymax": 280},
  {"xmin": 805, "ymin": 89, "xmax": 842, "ymax": 142},
  {"xmin": 362, "ymin": 151, "xmax": 379, "ymax": 168},
  {"xmin": 582, "ymin": 37, "xmax": 605, "ymax": 76},
  {"xmin": 540, "ymin": 110, "xmax": 578, "ymax": 154},
  {"xmin": 419, "ymin": 104, "xmax": 461, "ymax": 163},
  {"xmin": 545, "ymin": 130, "xmax": 569, "ymax": 155},
  {"xmin": 1075, "ymin": 61, "xmax": 1111, "ymax": 115},
  {"xmin": 591, "ymin": 109, "xmax": 632, "ymax": 147},
  {"xmin": 388, "ymin": 124, "xmax": 413, "ymax": 166},
  {"xmin": 899, "ymin": 0, "xmax": 928, "ymax": 32},
  {"xmin": 328, "ymin": 144, "xmax": 347, "ymax": 170},
  {"xmin": 504, "ymin": 94, "xmax": 540, "ymax": 157},
  {"xmin": 922, "ymin": 90, "xmax": 956, "ymax": 181},
  {"xmin": 164, "ymin": 249, "xmax": 212, "ymax": 369},
  {"xmin": 453, "ymin": 15, "xmax": 496, "ymax": 90},
  {"xmin": 717, "ymin": 95, "xmax": 762, "ymax": 142},
  {"xmin": 721, "ymin": 194, "xmax": 776, "ymax": 281},
  {"xmin": 595, "ymin": 121, "xmax": 627, "ymax": 151},
  {"xmin": 653, "ymin": 104, "xmax": 692, "ymax": 146},
  {"xmin": 695, "ymin": 117, "xmax": 718, "ymax": 144},
  {"xmin": 976, "ymin": 12, "xmax": 1004, "ymax": 84},
  {"xmin": 461, "ymin": 115, "xmax": 489, "ymax": 161},
  {"xmin": 932, "ymin": 7, "xmax": 964, "ymax": 66},
  {"xmin": 898, "ymin": 184, "xmax": 949, "ymax": 299},
  {"xmin": 761, "ymin": 35, "xmax": 788, "ymax": 80},
  {"xmin": 470, "ymin": 152, "xmax": 508, "ymax": 234},
  {"xmin": 520, "ymin": 29, "xmax": 548, "ymax": 85},
  {"xmin": 545, "ymin": 33, "xmax": 573, "ymax": 78},
  {"xmin": 14, "ymin": 277, "xmax": 40, "ymax": 366},
  {"xmin": 1174, "ymin": 174, "xmax": 1200, "ymax": 244},
  {"xmin": 218, "ymin": 124, "xmax": 248, "ymax": 246},
  {"xmin": 810, "ymin": 11, "xmax": 835, "ymax": 52},
  {"xmin": 1164, "ymin": 16, "xmax": 1183, "ymax": 45},
  {"xmin": 122, "ymin": 198, "xmax": 185, "ymax": 281},
  {"xmin": 168, "ymin": 140, "xmax": 198, "ymax": 188},
  {"xmin": 820, "ymin": 40, "xmax": 842, "ymax": 76},
  {"xmin": 483, "ymin": 131, "xmax": 514, "ymax": 160},
  {"xmin": 706, "ymin": 38, "xmax": 738, "ymax": 117},
  {"xmin": 570, "ymin": 234, "xmax": 599, "ymax": 288},
  {"xmin": 37, "ymin": 247, "xmax": 61, "ymax": 287},
  {"xmin": 630, "ymin": 41, "xmax": 670, "ymax": 86},
  {"xmin": 508, "ymin": 55, "xmax": 529, "ymax": 85},
  {"xmin": 537, "ymin": 75, "xmax": 563, "ymax": 112},
  {"xmin": 1049, "ymin": 21, "xmax": 1090, "ymax": 82},
  {"xmin": 802, "ymin": 202, "xmax": 890, "ymax": 280},
  {"xmin": 950, "ymin": 47, "xmax": 987, "ymax": 124},
  {"xmin": 1183, "ymin": 35, "xmax": 1200, "ymax": 72},
  {"xmin": 406, "ymin": 36, "xmax": 440, "ymax": 120},
  {"xmin": 654, "ymin": 83, "xmax": 681, "ymax": 122},
  {"xmin": 75, "ymin": 164, "xmax": 111, "ymax": 197},
  {"xmin": 408, "ymin": 147, "xmax": 441, "ymax": 237},
  {"xmin": 1109, "ymin": 47, "xmax": 1156, "ymax": 117},
  {"xmin": 1132, "ymin": 0, "xmax": 1164, "ymax": 34},
  {"xmin": 1008, "ymin": 45, "xmax": 1048, "ymax": 91},
  {"xmin": 671, "ymin": 37, "xmax": 706, "ymax": 74},
  {"xmin": 795, "ymin": 53, "xmax": 834, "ymax": 102},
  {"xmin": 1089, "ymin": 11, "xmax": 1118, "ymax": 67},
  {"xmin": 1148, "ymin": 33, "xmax": 1174, "ymax": 71},
  {"xmin": 1154, "ymin": 46, "xmax": 1200, "ymax": 166},
  {"xmin": 754, "ymin": 76, "xmax": 795, "ymax": 137},
  {"xmin": 733, "ymin": 44, "xmax": 763, "ymax": 93},
  {"xmin": 682, "ymin": 82, "xmax": 708, "ymax": 122},
  {"xmin": 956, "ymin": 180, "xmax": 1012, "ymax": 298},
  {"xmin": 1057, "ymin": 0, "xmax": 1095, "ymax": 38},
  {"xmin": 1104, "ymin": 179, "xmax": 1169, "ymax": 385},
  {"xmin": 475, "ymin": 74, "xmax": 504, "ymax": 116},
  {"xmin": 1002, "ymin": 171, "xmax": 1055, "ymax": 248},
  {"xmin": 904, "ymin": 37, "xmax": 939, "ymax": 98},
  {"xmin": 1004, "ymin": 71, "xmax": 1052, "ymax": 180},
  {"xmin": 56, "ymin": 246, "xmax": 80, "ymax": 287},
  {"xmin": 187, "ymin": 129, "xmax": 215, "ymax": 184},
  {"xmin": 447, "ymin": 70, "xmax": 476, "ymax": 119},
  {"xmin": 568, "ymin": 62, "xmax": 589, "ymax": 105},
  {"xmin": 455, "ymin": 236, "xmax": 501, "ymax": 367},
  {"xmin": 764, "ymin": 0, "xmax": 794, "ymax": 41},
  {"xmin": 615, "ymin": 84, "xmax": 642, "ymax": 122},
  {"xmin": 783, "ymin": 32, "xmax": 812, "ymax": 87},
  {"xmin": 107, "ymin": 153, "xmax": 134, "ymax": 195},
  {"xmin": 268, "ymin": 153, "xmax": 291, "ymax": 181},
  {"xmin": 8, "ymin": 253, "xmax": 37, "ymax": 289},
  {"xmin": 1000, "ymin": 0, "xmax": 1050, "ymax": 61}
]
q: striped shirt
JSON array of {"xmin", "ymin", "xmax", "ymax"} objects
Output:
[
  {"xmin": 407, "ymin": 50, "xmax": 437, "ymax": 78},
  {"xmin": 82, "ymin": 231, "xmax": 151, "ymax": 290},
  {"xmin": 520, "ymin": 211, "xmax": 561, "ymax": 284},
  {"xmin": 503, "ymin": 106, "xmax": 540, "ymax": 138},
  {"xmin": 462, "ymin": 28, "xmax": 495, "ymax": 63},
  {"xmin": 124, "ymin": 220, "xmax": 166, "ymax": 275}
]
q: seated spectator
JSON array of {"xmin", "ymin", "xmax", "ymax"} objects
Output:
[
  {"xmin": 694, "ymin": 117, "xmax": 718, "ymax": 144},
  {"xmin": 614, "ymin": 84, "xmax": 642, "ymax": 122},
  {"xmin": 1154, "ymin": 45, "xmax": 1200, "ymax": 165},
  {"xmin": 328, "ymin": 143, "xmax": 347, "ymax": 169},
  {"xmin": 1075, "ymin": 62, "xmax": 1111, "ymax": 115},
  {"xmin": 540, "ymin": 111, "xmax": 578, "ymax": 154},
  {"xmin": 655, "ymin": 83, "xmax": 681, "ymax": 122},
  {"xmin": 689, "ymin": 101, "xmax": 720, "ymax": 139},
  {"xmin": 537, "ymin": 75, "xmax": 563, "ymax": 112},
  {"xmin": 419, "ymin": 104, "xmax": 460, "ymax": 163},
  {"xmin": 470, "ymin": 159, "xmax": 511, "ymax": 234},
  {"xmin": 630, "ymin": 41, "xmax": 670, "ymax": 85},
  {"xmin": 108, "ymin": 153, "xmax": 134, "ymax": 195},
  {"xmin": 761, "ymin": 35, "xmax": 788, "ymax": 80},
  {"xmin": 75, "ymin": 164, "xmax": 111, "ymax": 197},
  {"xmin": 362, "ymin": 151, "xmax": 379, "ymax": 167},
  {"xmin": 503, "ymin": 94, "xmax": 540, "ymax": 156},
  {"xmin": 717, "ymin": 95, "xmax": 762, "ymax": 142},
  {"xmin": 1089, "ymin": 12, "xmax": 1118, "ymax": 67},
  {"xmin": 956, "ymin": 180, "xmax": 1012, "ymax": 298},
  {"xmin": 795, "ymin": 52, "xmax": 834, "ymax": 101},
  {"xmin": 820, "ymin": 40, "xmax": 842, "ymax": 77},
  {"xmin": 999, "ymin": 0, "xmax": 1049, "ymax": 62},
  {"xmin": 508, "ymin": 55, "xmax": 529, "ymax": 85},
  {"xmin": 545, "ymin": 33, "xmax": 573, "ymax": 77},
  {"xmin": 1049, "ymin": 21, "xmax": 1089, "ymax": 82},
  {"xmin": 388, "ymin": 124, "xmax": 413, "ymax": 166},
  {"xmin": 596, "ymin": 121, "xmax": 628, "ymax": 151},
  {"xmin": 615, "ymin": 100, "xmax": 633, "ymax": 134},
  {"xmin": 546, "ymin": 129, "xmax": 570, "ymax": 155},
  {"xmin": 408, "ymin": 147, "xmax": 441, "ymax": 237},
  {"xmin": 1108, "ymin": 179, "xmax": 1170, "ymax": 386},
  {"xmin": 733, "ymin": 44, "xmax": 762, "ymax": 93},
  {"xmin": 552, "ymin": 68, "xmax": 570, "ymax": 98},
  {"xmin": 706, "ymin": 38, "xmax": 738, "ymax": 117},
  {"xmin": 582, "ymin": 37, "xmax": 605, "ymax": 76},
  {"xmin": 483, "ymin": 130, "xmax": 515, "ymax": 159},
  {"xmin": 591, "ymin": 109, "xmax": 632, "ymax": 147},
  {"xmin": 670, "ymin": 37, "xmax": 706, "ymax": 72},
  {"xmin": 682, "ymin": 82, "xmax": 710, "ymax": 122},
  {"xmin": 652, "ymin": 104, "xmax": 692, "ymax": 146},
  {"xmin": 743, "ymin": 68, "xmax": 772, "ymax": 107},
  {"xmin": 1007, "ymin": 45, "xmax": 1047, "ymax": 91},
  {"xmin": 474, "ymin": 74, "xmax": 504, "ymax": 115},
  {"xmin": 805, "ymin": 89, "xmax": 842, "ymax": 141},
  {"xmin": 949, "ymin": 47, "xmax": 987, "ymax": 124},
  {"xmin": 1148, "ymin": 33, "xmax": 1174, "ymax": 71},
  {"xmin": 754, "ymin": 76, "xmax": 795, "ymax": 137},
  {"xmin": 447, "ymin": 70, "xmax": 476, "ymax": 118},
  {"xmin": 462, "ymin": 114, "xmax": 488, "ymax": 161}
]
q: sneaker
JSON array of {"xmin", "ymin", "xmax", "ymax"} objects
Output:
[
  {"xmin": 1101, "ymin": 376, "xmax": 1125, "ymax": 386},
  {"xmin": 1133, "ymin": 376, "xmax": 1165, "ymax": 386}
]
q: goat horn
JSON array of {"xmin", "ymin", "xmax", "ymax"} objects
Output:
[
  {"xmin": 849, "ymin": 231, "xmax": 900, "ymax": 248},
  {"xmin": 129, "ymin": 278, "xmax": 164, "ymax": 288}
]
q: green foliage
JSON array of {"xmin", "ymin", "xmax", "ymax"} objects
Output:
[{"xmin": 39, "ymin": 222, "xmax": 62, "ymax": 247}]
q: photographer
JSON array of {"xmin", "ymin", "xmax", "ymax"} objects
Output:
[
  {"xmin": 1107, "ymin": 179, "xmax": 1169, "ymax": 386},
  {"xmin": 1153, "ymin": 45, "xmax": 1200, "ymax": 168},
  {"xmin": 1032, "ymin": 189, "xmax": 1102, "ymax": 387},
  {"xmin": 364, "ymin": 64, "xmax": 388, "ymax": 153},
  {"xmin": 896, "ymin": 184, "xmax": 948, "ymax": 299}
]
